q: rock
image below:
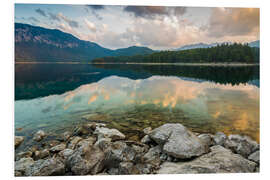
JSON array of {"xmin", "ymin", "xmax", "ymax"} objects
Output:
[
  {"xmin": 94, "ymin": 127, "xmax": 125, "ymax": 141},
  {"xmin": 149, "ymin": 123, "xmax": 208, "ymax": 159},
  {"xmin": 227, "ymin": 134, "xmax": 259, "ymax": 158},
  {"xmin": 104, "ymin": 141, "xmax": 136, "ymax": 168},
  {"xmin": 59, "ymin": 149, "xmax": 74, "ymax": 160},
  {"xmin": 160, "ymin": 153, "xmax": 168, "ymax": 161},
  {"xmin": 141, "ymin": 135, "xmax": 152, "ymax": 144},
  {"xmin": 15, "ymin": 157, "xmax": 34, "ymax": 175},
  {"xmin": 143, "ymin": 146, "xmax": 162, "ymax": 167},
  {"xmin": 248, "ymin": 150, "xmax": 260, "ymax": 164},
  {"xmin": 66, "ymin": 143, "xmax": 105, "ymax": 175},
  {"xmin": 198, "ymin": 134, "xmax": 214, "ymax": 147},
  {"xmin": 16, "ymin": 151, "xmax": 32, "ymax": 161},
  {"xmin": 24, "ymin": 157, "xmax": 65, "ymax": 176},
  {"xmin": 15, "ymin": 136, "xmax": 24, "ymax": 148},
  {"xmin": 119, "ymin": 162, "xmax": 134, "ymax": 174},
  {"xmin": 36, "ymin": 149, "xmax": 50, "ymax": 160},
  {"xmin": 50, "ymin": 143, "xmax": 66, "ymax": 153},
  {"xmin": 73, "ymin": 123, "xmax": 95, "ymax": 136},
  {"xmin": 157, "ymin": 145, "xmax": 257, "ymax": 174},
  {"xmin": 62, "ymin": 131, "xmax": 72, "ymax": 141},
  {"xmin": 33, "ymin": 130, "xmax": 46, "ymax": 142},
  {"xmin": 94, "ymin": 138, "xmax": 112, "ymax": 151},
  {"xmin": 213, "ymin": 132, "xmax": 227, "ymax": 146},
  {"xmin": 67, "ymin": 136, "xmax": 82, "ymax": 149},
  {"xmin": 107, "ymin": 168, "xmax": 119, "ymax": 175},
  {"xmin": 143, "ymin": 127, "xmax": 152, "ymax": 135},
  {"xmin": 135, "ymin": 163, "xmax": 153, "ymax": 174},
  {"xmin": 15, "ymin": 171, "xmax": 22, "ymax": 176}
]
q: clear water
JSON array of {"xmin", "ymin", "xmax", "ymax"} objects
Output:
[{"xmin": 15, "ymin": 64, "xmax": 260, "ymax": 151}]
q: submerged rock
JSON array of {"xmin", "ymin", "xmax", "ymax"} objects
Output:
[
  {"xmin": 149, "ymin": 123, "xmax": 208, "ymax": 159},
  {"xmin": 94, "ymin": 127, "xmax": 125, "ymax": 141},
  {"xmin": 157, "ymin": 145, "xmax": 257, "ymax": 174},
  {"xmin": 15, "ymin": 136, "xmax": 24, "ymax": 148},
  {"xmin": 33, "ymin": 130, "xmax": 46, "ymax": 142}
]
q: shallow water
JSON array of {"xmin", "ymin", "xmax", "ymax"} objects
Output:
[{"xmin": 15, "ymin": 74, "xmax": 259, "ymax": 150}]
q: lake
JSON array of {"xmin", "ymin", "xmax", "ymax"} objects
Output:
[{"xmin": 15, "ymin": 63, "xmax": 260, "ymax": 151}]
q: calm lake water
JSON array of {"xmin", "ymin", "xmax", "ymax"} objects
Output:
[{"xmin": 15, "ymin": 63, "xmax": 260, "ymax": 151}]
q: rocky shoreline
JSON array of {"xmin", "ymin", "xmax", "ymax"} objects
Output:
[{"xmin": 15, "ymin": 123, "xmax": 260, "ymax": 176}]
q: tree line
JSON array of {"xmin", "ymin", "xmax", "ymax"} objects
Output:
[{"xmin": 92, "ymin": 43, "xmax": 260, "ymax": 63}]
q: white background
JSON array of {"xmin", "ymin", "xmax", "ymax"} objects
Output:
[{"xmin": 0, "ymin": 0, "xmax": 269, "ymax": 179}]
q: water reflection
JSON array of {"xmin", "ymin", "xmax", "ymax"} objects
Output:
[{"xmin": 15, "ymin": 75, "xmax": 259, "ymax": 143}]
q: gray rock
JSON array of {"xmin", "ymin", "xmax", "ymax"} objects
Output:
[
  {"xmin": 104, "ymin": 141, "xmax": 136, "ymax": 168},
  {"xmin": 143, "ymin": 127, "xmax": 152, "ymax": 135},
  {"xmin": 34, "ymin": 149, "xmax": 50, "ymax": 160},
  {"xmin": 94, "ymin": 127, "xmax": 125, "ymax": 141},
  {"xmin": 119, "ymin": 162, "xmax": 134, "ymax": 174},
  {"xmin": 248, "ymin": 150, "xmax": 260, "ymax": 164},
  {"xmin": 143, "ymin": 146, "xmax": 162, "ymax": 167},
  {"xmin": 24, "ymin": 157, "xmax": 65, "ymax": 176},
  {"xmin": 62, "ymin": 131, "xmax": 72, "ymax": 141},
  {"xmin": 228, "ymin": 134, "xmax": 259, "ymax": 158},
  {"xmin": 59, "ymin": 149, "xmax": 74, "ymax": 160},
  {"xmin": 16, "ymin": 151, "xmax": 32, "ymax": 161},
  {"xmin": 157, "ymin": 145, "xmax": 257, "ymax": 174},
  {"xmin": 141, "ymin": 135, "xmax": 152, "ymax": 144},
  {"xmin": 213, "ymin": 132, "xmax": 227, "ymax": 146},
  {"xmin": 73, "ymin": 123, "xmax": 95, "ymax": 136},
  {"xmin": 66, "ymin": 144, "xmax": 105, "ymax": 175},
  {"xmin": 15, "ymin": 136, "xmax": 24, "ymax": 148},
  {"xmin": 50, "ymin": 143, "xmax": 66, "ymax": 153},
  {"xmin": 135, "ymin": 163, "xmax": 153, "ymax": 174},
  {"xmin": 107, "ymin": 168, "xmax": 119, "ymax": 175},
  {"xmin": 15, "ymin": 157, "xmax": 34, "ymax": 175},
  {"xmin": 149, "ymin": 123, "xmax": 208, "ymax": 159},
  {"xmin": 94, "ymin": 138, "xmax": 112, "ymax": 151},
  {"xmin": 67, "ymin": 136, "xmax": 82, "ymax": 149},
  {"xmin": 75, "ymin": 137, "xmax": 96, "ymax": 149},
  {"xmin": 198, "ymin": 134, "xmax": 214, "ymax": 147},
  {"xmin": 33, "ymin": 130, "xmax": 46, "ymax": 142}
]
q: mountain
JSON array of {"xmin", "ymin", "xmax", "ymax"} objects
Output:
[
  {"xmin": 15, "ymin": 23, "xmax": 154, "ymax": 62},
  {"xmin": 248, "ymin": 40, "xmax": 260, "ymax": 48},
  {"xmin": 175, "ymin": 41, "xmax": 259, "ymax": 51}
]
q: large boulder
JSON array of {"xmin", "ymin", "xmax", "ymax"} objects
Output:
[
  {"xmin": 149, "ymin": 123, "xmax": 208, "ymax": 159},
  {"xmin": 33, "ymin": 130, "xmax": 46, "ymax": 142},
  {"xmin": 24, "ymin": 157, "xmax": 65, "ymax": 176},
  {"xmin": 94, "ymin": 127, "xmax": 125, "ymax": 141},
  {"xmin": 66, "ymin": 141, "xmax": 105, "ymax": 175},
  {"xmin": 157, "ymin": 145, "xmax": 257, "ymax": 174},
  {"xmin": 15, "ymin": 136, "xmax": 24, "ymax": 148}
]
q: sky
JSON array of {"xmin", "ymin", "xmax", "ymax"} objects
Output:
[{"xmin": 14, "ymin": 4, "xmax": 260, "ymax": 50}]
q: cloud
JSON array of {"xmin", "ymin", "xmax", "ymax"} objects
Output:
[
  {"xmin": 28, "ymin": 17, "xmax": 39, "ymax": 23},
  {"xmin": 35, "ymin": 8, "xmax": 47, "ymax": 17},
  {"xmin": 85, "ymin": 5, "xmax": 104, "ymax": 20},
  {"xmin": 84, "ymin": 19, "xmax": 97, "ymax": 32},
  {"xmin": 207, "ymin": 8, "xmax": 259, "ymax": 38},
  {"xmin": 48, "ymin": 12, "xmax": 79, "ymax": 28},
  {"xmin": 58, "ymin": 13, "xmax": 79, "ymax": 28},
  {"xmin": 123, "ymin": 6, "xmax": 186, "ymax": 19}
]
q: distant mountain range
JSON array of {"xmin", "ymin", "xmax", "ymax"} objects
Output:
[
  {"xmin": 15, "ymin": 23, "xmax": 259, "ymax": 62},
  {"xmin": 15, "ymin": 23, "xmax": 154, "ymax": 62},
  {"xmin": 174, "ymin": 40, "xmax": 259, "ymax": 51}
]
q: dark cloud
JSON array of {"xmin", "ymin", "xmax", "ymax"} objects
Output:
[
  {"xmin": 207, "ymin": 8, "xmax": 259, "ymax": 38},
  {"xmin": 123, "ymin": 6, "xmax": 186, "ymax": 19},
  {"xmin": 35, "ymin": 8, "xmax": 47, "ymax": 17},
  {"xmin": 86, "ymin": 5, "xmax": 105, "ymax": 10},
  {"xmin": 29, "ymin": 17, "xmax": 39, "ymax": 23}
]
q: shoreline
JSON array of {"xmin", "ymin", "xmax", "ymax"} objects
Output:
[
  {"xmin": 15, "ymin": 122, "xmax": 260, "ymax": 176},
  {"xmin": 15, "ymin": 61, "xmax": 260, "ymax": 66}
]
